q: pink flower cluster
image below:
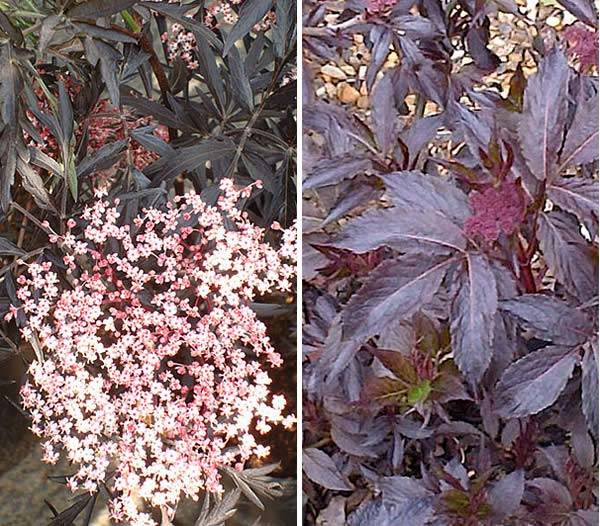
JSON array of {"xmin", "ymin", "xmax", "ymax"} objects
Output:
[
  {"xmin": 204, "ymin": 0, "xmax": 275, "ymax": 31},
  {"xmin": 464, "ymin": 179, "xmax": 526, "ymax": 243},
  {"xmin": 26, "ymin": 77, "xmax": 168, "ymax": 173},
  {"xmin": 10, "ymin": 180, "xmax": 296, "ymax": 525},
  {"xmin": 564, "ymin": 24, "xmax": 599, "ymax": 72},
  {"xmin": 366, "ymin": 0, "xmax": 397, "ymax": 14},
  {"xmin": 161, "ymin": 23, "xmax": 200, "ymax": 71},
  {"xmin": 87, "ymin": 99, "xmax": 169, "ymax": 170},
  {"xmin": 159, "ymin": 1, "xmax": 275, "ymax": 71}
]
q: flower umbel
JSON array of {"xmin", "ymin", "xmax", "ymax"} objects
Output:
[
  {"xmin": 464, "ymin": 179, "xmax": 526, "ymax": 243},
  {"xmin": 159, "ymin": 1, "xmax": 275, "ymax": 71},
  {"xmin": 13, "ymin": 180, "xmax": 296, "ymax": 525},
  {"xmin": 564, "ymin": 23, "xmax": 599, "ymax": 72},
  {"xmin": 366, "ymin": 0, "xmax": 397, "ymax": 14}
]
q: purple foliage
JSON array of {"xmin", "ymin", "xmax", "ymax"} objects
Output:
[{"xmin": 303, "ymin": 0, "xmax": 599, "ymax": 523}]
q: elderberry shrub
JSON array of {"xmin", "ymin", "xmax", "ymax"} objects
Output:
[
  {"xmin": 302, "ymin": 0, "xmax": 598, "ymax": 524},
  {"xmin": 0, "ymin": 1, "xmax": 297, "ymax": 524}
]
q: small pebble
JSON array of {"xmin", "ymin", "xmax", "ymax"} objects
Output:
[
  {"xmin": 341, "ymin": 64, "xmax": 356, "ymax": 76},
  {"xmin": 320, "ymin": 64, "xmax": 347, "ymax": 80},
  {"xmin": 338, "ymin": 84, "xmax": 360, "ymax": 103},
  {"xmin": 325, "ymin": 82, "xmax": 336, "ymax": 98},
  {"xmin": 357, "ymin": 95, "xmax": 369, "ymax": 109},
  {"xmin": 546, "ymin": 15, "xmax": 562, "ymax": 27}
]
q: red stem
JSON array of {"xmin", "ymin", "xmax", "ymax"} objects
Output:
[{"xmin": 517, "ymin": 240, "xmax": 536, "ymax": 293}]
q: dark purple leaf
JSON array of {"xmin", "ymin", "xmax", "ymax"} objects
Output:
[
  {"xmin": 399, "ymin": 38, "xmax": 447, "ymax": 105},
  {"xmin": 390, "ymin": 498, "xmax": 435, "ymax": 525},
  {"xmin": 73, "ymin": 22, "xmax": 138, "ymax": 44},
  {"xmin": 223, "ymin": 0, "xmax": 273, "ymax": 55},
  {"xmin": 343, "ymin": 255, "xmax": 453, "ymax": 341},
  {"xmin": 494, "ymin": 346, "xmax": 578, "ymax": 418},
  {"xmin": 84, "ymin": 38, "xmax": 121, "ymax": 108},
  {"xmin": 316, "ymin": 314, "xmax": 362, "ymax": 379},
  {"xmin": 454, "ymin": 103, "xmax": 492, "ymax": 161},
  {"xmin": 518, "ymin": 48, "xmax": 570, "ymax": 181},
  {"xmin": 431, "ymin": 370, "xmax": 471, "ymax": 404},
  {"xmin": 304, "ymin": 155, "xmax": 371, "ymax": 190},
  {"xmin": 377, "ymin": 475, "xmax": 433, "ymax": 503},
  {"xmin": 157, "ymin": 139, "xmax": 236, "ymax": 183},
  {"xmin": 57, "ymin": 81, "xmax": 73, "ymax": 144},
  {"xmin": 366, "ymin": 28, "xmax": 393, "ymax": 89},
  {"xmin": 320, "ymin": 183, "xmax": 379, "ymax": 228},
  {"xmin": 66, "ymin": 0, "xmax": 138, "ymax": 19},
  {"xmin": 0, "ymin": 56, "xmax": 20, "ymax": 211},
  {"xmin": 500, "ymin": 294, "xmax": 592, "ymax": 346},
  {"xmin": 331, "ymin": 419, "xmax": 378, "ymax": 458},
  {"xmin": 331, "ymin": 208, "xmax": 467, "ymax": 254},
  {"xmin": 488, "ymin": 469, "xmax": 524, "ymax": 519},
  {"xmin": 526, "ymin": 478, "xmax": 573, "ymax": 510},
  {"xmin": 16, "ymin": 158, "xmax": 55, "ymax": 212},
  {"xmin": 538, "ymin": 211, "xmax": 597, "ymax": 301},
  {"xmin": 303, "ymin": 448, "xmax": 354, "ymax": 491},
  {"xmin": 272, "ymin": 0, "xmax": 294, "ymax": 58},
  {"xmin": 123, "ymin": 95, "xmax": 194, "ymax": 132},
  {"xmin": 0, "ymin": 235, "xmax": 25, "ymax": 256},
  {"xmin": 140, "ymin": 2, "xmax": 222, "ymax": 49},
  {"xmin": 227, "ymin": 44, "xmax": 254, "ymax": 111},
  {"xmin": 346, "ymin": 500, "xmax": 387, "ymax": 526},
  {"xmin": 130, "ymin": 128, "xmax": 175, "ymax": 157},
  {"xmin": 443, "ymin": 457, "xmax": 469, "ymax": 490},
  {"xmin": 195, "ymin": 35, "xmax": 226, "ymax": 110},
  {"xmin": 371, "ymin": 72, "xmax": 396, "ymax": 154},
  {"xmin": 394, "ymin": 416, "xmax": 434, "ymax": 439},
  {"xmin": 393, "ymin": 14, "xmax": 441, "ymax": 38},
  {"xmin": 559, "ymin": 92, "xmax": 599, "ymax": 170},
  {"xmin": 570, "ymin": 412, "xmax": 595, "ymax": 468},
  {"xmin": 399, "ymin": 114, "xmax": 444, "ymax": 167},
  {"xmin": 581, "ymin": 342, "xmax": 598, "ymax": 435},
  {"xmin": 194, "ymin": 490, "xmax": 241, "ymax": 526},
  {"xmin": 466, "ymin": 22, "xmax": 500, "ymax": 71},
  {"xmin": 547, "ymin": 177, "xmax": 598, "ymax": 235},
  {"xmin": 0, "ymin": 11, "xmax": 23, "ymax": 44},
  {"xmin": 450, "ymin": 254, "xmax": 497, "ymax": 384},
  {"xmin": 392, "ymin": 431, "xmax": 405, "ymax": 472},
  {"xmin": 47, "ymin": 494, "xmax": 94, "ymax": 526},
  {"xmin": 38, "ymin": 15, "xmax": 60, "ymax": 52},
  {"xmin": 77, "ymin": 140, "xmax": 128, "ymax": 179},
  {"xmin": 382, "ymin": 171, "xmax": 470, "ymax": 224}
]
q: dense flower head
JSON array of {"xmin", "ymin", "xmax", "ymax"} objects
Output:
[
  {"xmin": 26, "ymin": 79, "xmax": 168, "ymax": 172},
  {"xmin": 204, "ymin": 0, "xmax": 275, "ymax": 31},
  {"xmin": 366, "ymin": 0, "xmax": 397, "ymax": 14},
  {"xmin": 564, "ymin": 24, "xmax": 599, "ymax": 72},
  {"xmin": 10, "ymin": 180, "xmax": 296, "ymax": 525},
  {"xmin": 464, "ymin": 179, "xmax": 526, "ymax": 243},
  {"xmin": 87, "ymin": 99, "xmax": 169, "ymax": 170},
  {"xmin": 161, "ymin": 22, "xmax": 200, "ymax": 71},
  {"xmin": 160, "ymin": 1, "xmax": 275, "ymax": 71}
]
